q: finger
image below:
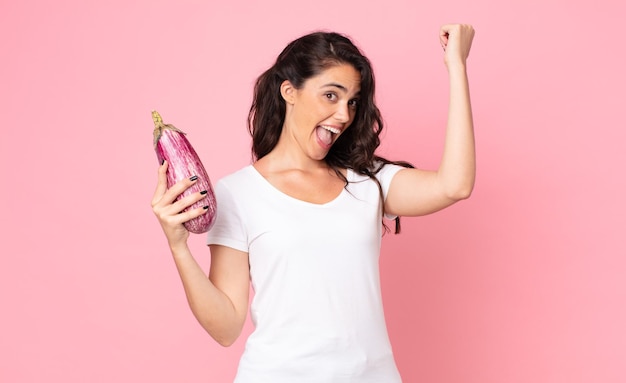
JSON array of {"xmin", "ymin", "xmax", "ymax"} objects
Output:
[
  {"xmin": 168, "ymin": 189, "xmax": 208, "ymax": 216},
  {"xmin": 153, "ymin": 189, "xmax": 207, "ymax": 231},
  {"xmin": 174, "ymin": 205, "xmax": 210, "ymax": 226},
  {"xmin": 151, "ymin": 160, "xmax": 169, "ymax": 206},
  {"xmin": 154, "ymin": 173, "xmax": 202, "ymax": 211},
  {"xmin": 439, "ymin": 27, "xmax": 449, "ymax": 46},
  {"xmin": 440, "ymin": 25, "xmax": 457, "ymax": 51},
  {"xmin": 159, "ymin": 174, "xmax": 201, "ymax": 206},
  {"xmin": 443, "ymin": 24, "xmax": 475, "ymax": 41},
  {"xmin": 440, "ymin": 24, "xmax": 455, "ymax": 37}
]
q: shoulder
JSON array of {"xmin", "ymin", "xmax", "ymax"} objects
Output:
[
  {"xmin": 215, "ymin": 165, "xmax": 257, "ymax": 188},
  {"xmin": 349, "ymin": 162, "xmax": 403, "ymax": 179},
  {"xmin": 373, "ymin": 162, "xmax": 406, "ymax": 182},
  {"xmin": 349, "ymin": 162, "xmax": 406, "ymax": 186},
  {"xmin": 210, "ymin": 165, "xmax": 261, "ymax": 206},
  {"xmin": 346, "ymin": 163, "xmax": 407, "ymax": 202}
]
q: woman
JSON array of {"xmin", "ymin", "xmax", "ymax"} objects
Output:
[{"xmin": 152, "ymin": 24, "xmax": 475, "ymax": 382}]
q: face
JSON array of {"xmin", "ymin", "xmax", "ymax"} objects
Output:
[{"xmin": 280, "ymin": 63, "xmax": 361, "ymax": 161}]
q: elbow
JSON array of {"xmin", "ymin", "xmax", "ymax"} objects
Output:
[
  {"xmin": 455, "ymin": 186, "xmax": 473, "ymax": 201},
  {"xmin": 193, "ymin": 305, "xmax": 246, "ymax": 348},
  {"xmin": 206, "ymin": 323, "xmax": 243, "ymax": 348},
  {"xmin": 210, "ymin": 331, "xmax": 240, "ymax": 347},
  {"xmin": 215, "ymin": 335, "xmax": 238, "ymax": 348},
  {"xmin": 439, "ymin": 170, "xmax": 475, "ymax": 202},
  {"xmin": 445, "ymin": 182, "xmax": 474, "ymax": 201}
]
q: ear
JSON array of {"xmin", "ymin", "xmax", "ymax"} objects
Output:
[{"xmin": 280, "ymin": 80, "xmax": 296, "ymax": 104}]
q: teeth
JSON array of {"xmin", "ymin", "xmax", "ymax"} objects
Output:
[{"xmin": 320, "ymin": 125, "xmax": 340, "ymax": 134}]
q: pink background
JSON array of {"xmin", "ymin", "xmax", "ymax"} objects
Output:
[{"xmin": 2, "ymin": 0, "xmax": 625, "ymax": 382}]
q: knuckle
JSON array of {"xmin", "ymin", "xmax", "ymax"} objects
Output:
[
  {"xmin": 154, "ymin": 210, "xmax": 166, "ymax": 221},
  {"xmin": 164, "ymin": 216, "xmax": 178, "ymax": 226},
  {"xmin": 151, "ymin": 198, "xmax": 161, "ymax": 209}
]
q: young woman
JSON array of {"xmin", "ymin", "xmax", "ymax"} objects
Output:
[{"xmin": 152, "ymin": 24, "xmax": 475, "ymax": 382}]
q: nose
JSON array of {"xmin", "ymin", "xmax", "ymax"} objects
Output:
[{"xmin": 334, "ymin": 102, "xmax": 351, "ymax": 123}]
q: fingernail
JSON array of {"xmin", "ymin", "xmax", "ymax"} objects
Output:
[
  {"xmin": 203, "ymin": 206, "xmax": 209, "ymax": 210},
  {"xmin": 200, "ymin": 190, "xmax": 208, "ymax": 195},
  {"xmin": 189, "ymin": 175, "xmax": 198, "ymax": 181}
]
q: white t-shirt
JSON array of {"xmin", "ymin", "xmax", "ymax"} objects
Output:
[{"xmin": 206, "ymin": 164, "xmax": 405, "ymax": 383}]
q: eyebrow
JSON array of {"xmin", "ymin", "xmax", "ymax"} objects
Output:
[
  {"xmin": 321, "ymin": 83, "xmax": 360, "ymax": 96},
  {"xmin": 322, "ymin": 82, "xmax": 348, "ymax": 91}
]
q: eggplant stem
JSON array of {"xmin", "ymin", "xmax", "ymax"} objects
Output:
[{"xmin": 152, "ymin": 110, "xmax": 186, "ymax": 149}]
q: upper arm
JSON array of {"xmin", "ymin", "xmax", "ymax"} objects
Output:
[
  {"xmin": 384, "ymin": 168, "xmax": 460, "ymax": 217},
  {"xmin": 208, "ymin": 244, "xmax": 250, "ymax": 328}
]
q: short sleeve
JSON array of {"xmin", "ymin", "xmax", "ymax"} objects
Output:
[
  {"xmin": 374, "ymin": 163, "xmax": 406, "ymax": 220},
  {"xmin": 205, "ymin": 180, "xmax": 248, "ymax": 252}
]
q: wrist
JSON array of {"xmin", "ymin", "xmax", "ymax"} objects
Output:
[
  {"xmin": 445, "ymin": 60, "xmax": 467, "ymax": 72},
  {"xmin": 168, "ymin": 240, "xmax": 191, "ymax": 257}
]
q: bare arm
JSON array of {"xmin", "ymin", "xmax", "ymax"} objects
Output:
[
  {"xmin": 152, "ymin": 162, "xmax": 250, "ymax": 346},
  {"xmin": 385, "ymin": 24, "xmax": 476, "ymax": 217},
  {"xmin": 169, "ymin": 243, "xmax": 249, "ymax": 347}
]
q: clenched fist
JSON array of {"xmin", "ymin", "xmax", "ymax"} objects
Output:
[{"xmin": 440, "ymin": 24, "xmax": 475, "ymax": 68}]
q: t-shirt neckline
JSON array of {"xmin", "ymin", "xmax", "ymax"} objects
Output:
[{"xmin": 247, "ymin": 165, "xmax": 351, "ymax": 207}]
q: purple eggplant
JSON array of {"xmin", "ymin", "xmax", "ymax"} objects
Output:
[{"xmin": 152, "ymin": 110, "xmax": 216, "ymax": 233}]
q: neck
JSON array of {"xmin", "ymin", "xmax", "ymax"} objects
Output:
[
  {"xmin": 260, "ymin": 126, "xmax": 327, "ymax": 172},
  {"xmin": 259, "ymin": 147, "xmax": 328, "ymax": 173}
]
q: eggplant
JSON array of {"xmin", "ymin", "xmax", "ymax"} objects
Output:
[{"xmin": 152, "ymin": 110, "xmax": 217, "ymax": 234}]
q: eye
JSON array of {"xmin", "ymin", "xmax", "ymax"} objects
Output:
[
  {"xmin": 325, "ymin": 92, "xmax": 338, "ymax": 101},
  {"xmin": 348, "ymin": 98, "xmax": 359, "ymax": 110}
]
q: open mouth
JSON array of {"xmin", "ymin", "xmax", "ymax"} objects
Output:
[{"xmin": 315, "ymin": 125, "xmax": 341, "ymax": 148}]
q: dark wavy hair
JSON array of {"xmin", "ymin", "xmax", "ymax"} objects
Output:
[{"xmin": 247, "ymin": 31, "xmax": 413, "ymax": 233}]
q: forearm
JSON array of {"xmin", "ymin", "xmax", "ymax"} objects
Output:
[
  {"xmin": 437, "ymin": 63, "xmax": 476, "ymax": 200},
  {"xmin": 169, "ymin": 243, "xmax": 244, "ymax": 346}
]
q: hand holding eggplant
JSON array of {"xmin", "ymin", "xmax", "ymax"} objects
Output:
[
  {"xmin": 151, "ymin": 111, "xmax": 217, "ymax": 235},
  {"xmin": 151, "ymin": 161, "xmax": 211, "ymax": 247},
  {"xmin": 150, "ymin": 110, "xmax": 217, "ymax": 249}
]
